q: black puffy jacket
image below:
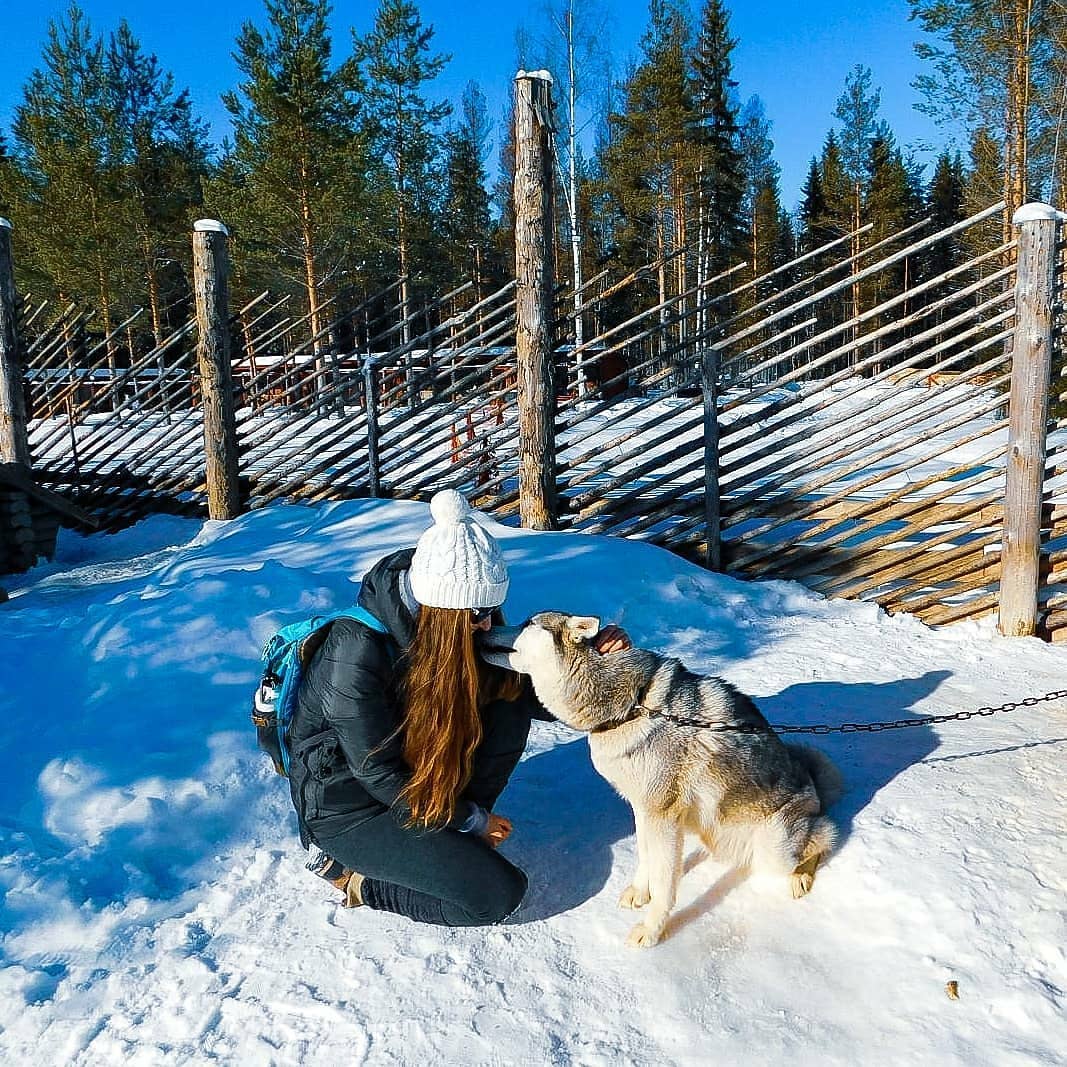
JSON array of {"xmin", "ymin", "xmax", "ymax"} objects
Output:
[{"xmin": 288, "ymin": 548, "xmax": 480, "ymax": 844}]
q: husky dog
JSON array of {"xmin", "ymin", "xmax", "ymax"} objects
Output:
[{"xmin": 481, "ymin": 612, "xmax": 841, "ymax": 947}]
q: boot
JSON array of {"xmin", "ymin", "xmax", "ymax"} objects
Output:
[
  {"xmin": 342, "ymin": 871, "xmax": 365, "ymax": 908},
  {"xmin": 306, "ymin": 849, "xmax": 364, "ymax": 906}
]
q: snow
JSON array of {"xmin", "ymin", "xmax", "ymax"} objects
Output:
[
  {"xmin": 1012, "ymin": 203, "xmax": 1067, "ymax": 225},
  {"xmin": 1, "ymin": 498, "xmax": 1065, "ymax": 1065},
  {"xmin": 193, "ymin": 219, "xmax": 230, "ymax": 235}
]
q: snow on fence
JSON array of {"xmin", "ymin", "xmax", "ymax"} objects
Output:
[{"xmin": 1, "ymin": 219, "xmax": 1064, "ymax": 639}]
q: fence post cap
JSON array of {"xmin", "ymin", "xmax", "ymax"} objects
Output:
[
  {"xmin": 194, "ymin": 219, "xmax": 230, "ymax": 236},
  {"xmin": 1012, "ymin": 203, "xmax": 1067, "ymax": 225},
  {"xmin": 0, "ymin": 218, "xmax": 11, "ymax": 230},
  {"xmin": 515, "ymin": 69, "xmax": 554, "ymax": 84}
]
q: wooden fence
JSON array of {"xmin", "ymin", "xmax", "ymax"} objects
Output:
[{"xmin": 0, "ymin": 79, "xmax": 1063, "ymax": 641}]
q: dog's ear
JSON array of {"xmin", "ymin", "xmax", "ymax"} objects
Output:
[{"xmin": 564, "ymin": 615, "xmax": 601, "ymax": 643}]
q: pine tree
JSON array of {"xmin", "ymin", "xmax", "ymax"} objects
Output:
[
  {"xmin": 692, "ymin": 0, "xmax": 745, "ymax": 282},
  {"xmin": 800, "ymin": 131, "xmax": 852, "ymax": 254},
  {"xmin": 602, "ymin": 1, "xmax": 695, "ymax": 312},
  {"xmin": 798, "ymin": 134, "xmax": 852, "ymax": 364},
  {"xmin": 834, "ymin": 65, "xmax": 882, "ymax": 230},
  {"xmin": 0, "ymin": 135, "xmax": 24, "ymax": 222},
  {"xmin": 799, "ymin": 158, "xmax": 828, "ymax": 254},
  {"xmin": 441, "ymin": 83, "xmax": 496, "ymax": 301},
  {"xmin": 107, "ymin": 21, "xmax": 210, "ymax": 342},
  {"xmin": 219, "ymin": 0, "xmax": 370, "ymax": 349},
  {"xmin": 963, "ymin": 127, "xmax": 1005, "ymax": 256},
  {"xmin": 863, "ymin": 134, "xmax": 920, "ymax": 340},
  {"xmin": 355, "ymin": 0, "xmax": 451, "ymax": 340},
  {"xmin": 910, "ymin": 0, "xmax": 1059, "ymax": 239},
  {"xmin": 925, "ymin": 150, "xmax": 966, "ymax": 285},
  {"xmin": 834, "ymin": 65, "xmax": 884, "ymax": 326},
  {"xmin": 13, "ymin": 3, "xmax": 136, "ymax": 357},
  {"xmin": 489, "ymin": 91, "xmax": 517, "ymax": 279},
  {"xmin": 738, "ymin": 96, "xmax": 783, "ymax": 286}
]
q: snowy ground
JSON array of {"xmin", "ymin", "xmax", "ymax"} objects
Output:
[{"xmin": 1, "ymin": 499, "xmax": 1065, "ymax": 1065}]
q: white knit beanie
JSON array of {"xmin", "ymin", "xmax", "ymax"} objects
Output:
[{"xmin": 408, "ymin": 490, "xmax": 510, "ymax": 609}]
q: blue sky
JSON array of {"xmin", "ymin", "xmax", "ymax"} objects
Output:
[{"xmin": 0, "ymin": 0, "xmax": 945, "ymax": 210}]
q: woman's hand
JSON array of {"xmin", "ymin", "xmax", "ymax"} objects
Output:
[
  {"xmin": 593, "ymin": 625, "xmax": 631, "ymax": 654},
  {"xmin": 481, "ymin": 813, "xmax": 513, "ymax": 848}
]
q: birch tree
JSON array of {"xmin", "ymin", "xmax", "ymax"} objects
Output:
[{"xmin": 538, "ymin": 0, "xmax": 611, "ymax": 380}]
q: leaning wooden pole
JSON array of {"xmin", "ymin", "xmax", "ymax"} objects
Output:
[
  {"xmin": 0, "ymin": 218, "xmax": 31, "ymax": 467},
  {"xmin": 513, "ymin": 70, "xmax": 557, "ymax": 530},
  {"xmin": 701, "ymin": 342, "xmax": 722, "ymax": 571},
  {"xmin": 998, "ymin": 203, "xmax": 1059, "ymax": 636},
  {"xmin": 192, "ymin": 220, "xmax": 242, "ymax": 519}
]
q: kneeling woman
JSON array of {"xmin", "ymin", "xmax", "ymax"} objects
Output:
[{"xmin": 287, "ymin": 490, "xmax": 624, "ymax": 926}]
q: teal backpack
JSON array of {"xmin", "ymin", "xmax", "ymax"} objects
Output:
[{"xmin": 251, "ymin": 603, "xmax": 389, "ymax": 776}]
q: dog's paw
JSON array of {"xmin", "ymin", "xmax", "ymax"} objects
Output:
[
  {"xmin": 626, "ymin": 921, "xmax": 662, "ymax": 948},
  {"xmin": 790, "ymin": 852, "xmax": 820, "ymax": 898},
  {"xmin": 618, "ymin": 884, "xmax": 650, "ymax": 910}
]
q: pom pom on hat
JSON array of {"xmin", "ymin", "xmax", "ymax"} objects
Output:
[
  {"xmin": 408, "ymin": 490, "xmax": 509, "ymax": 609},
  {"xmin": 430, "ymin": 489, "xmax": 471, "ymax": 525}
]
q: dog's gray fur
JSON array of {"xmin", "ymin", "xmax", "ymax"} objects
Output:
[{"xmin": 482, "ymin": 612, "xmax": 842, "ymax": 947}]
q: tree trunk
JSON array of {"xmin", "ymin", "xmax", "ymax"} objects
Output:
[
  {"xmin": 141, "ymin": 231, "xmax": 163, "ymax": 346},
  {"xmin": 513, "ymin": 71, "xmax": 557, "ymax": 530}
]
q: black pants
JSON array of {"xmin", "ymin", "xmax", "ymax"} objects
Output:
[{"xmin": 313, "ymin": 696, "xmax": 533, "ymax": 926}]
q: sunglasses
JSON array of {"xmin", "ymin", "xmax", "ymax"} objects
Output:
[{"xmin": 469, "ymin": 606, "xmax": 497, "ymax": 623}]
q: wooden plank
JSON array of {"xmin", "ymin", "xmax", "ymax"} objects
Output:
[
  {"xmin": 0, "ymin": 461, "xmax": 97, "ymax": 527},
  {"xmin": 809, "ymin": 512, "xmax": 1003, "ymax": 598},
  {"xmin": 720, "ymin": 347, "xmax": 1010, "ymax": 512},
  {"xmin": 716, "ymin": 203, "xmax": 1007, "ymax": 365},
  {"xmin": 1041, "ymin": 609, "xmax": 1067, "ymax": 642},
  {"xmin": 723, "ymin": 389, "xmax": 1009, "ymax": 558},
  {"xmin": 882, "ymin": 547, "xmax": 1003, "ymax": 613},
  {"xmin": 722, "ymin": 245, "xmax": 1014, "ymax": 388},
  {"xmin": 918, "ymin": 592, "xmax": 1000, "ymax": 627},
  {"xmin": 720, "ymin": 281, "xmax": 1014, "ymax": 438}
]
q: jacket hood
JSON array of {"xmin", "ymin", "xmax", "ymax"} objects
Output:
[{"xmin": 357, "ymin": 547, "xmax": 418, "ymax": 647}]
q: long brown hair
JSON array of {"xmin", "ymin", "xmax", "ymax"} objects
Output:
[{"xmin": 398, "ymin": 606, "xmax": 524, "ymax": 828}]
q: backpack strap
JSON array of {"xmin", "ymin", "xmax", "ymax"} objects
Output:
[
  {"xmin": 298, "ymin": 604, "xmax": 394, "ymax": 669},
  {"xmin": 346, "ymin": 604, "xmax": 389, "ymax": 635}
]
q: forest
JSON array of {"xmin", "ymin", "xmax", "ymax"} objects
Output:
[{"xmin": 0, "ymin": 0, "xmax": 1062, "ymax": 364}]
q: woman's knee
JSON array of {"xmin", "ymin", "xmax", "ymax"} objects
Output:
[
  {"xmin": 461, "ymin": 862, "xmax": 528, "ymax": 925},
  {"xmin": 499, "ymin": 863, "xmax": 529, "ymax": 919}
]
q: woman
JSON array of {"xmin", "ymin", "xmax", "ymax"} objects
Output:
[{"xmin": 287, "ymin": 489, "xmax": 626, "ymax": 926}]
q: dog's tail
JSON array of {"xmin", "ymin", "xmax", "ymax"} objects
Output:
[{"xmin": 786, "ymin": 744, "xmax": 843, "ymax": 810}]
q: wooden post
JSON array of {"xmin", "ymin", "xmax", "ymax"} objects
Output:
[
  {"xmin": 514, "ymin": 70, "xmax": 557, "ymax": 530},
  {"xmin": 0, "ymin": 218, "xmax": 31, "ymax": 468},
  {"xmin": 702, "ymin": 342, "xmax": 721, "ymax": 571},
  {"xmin": 192, "ymin": 220, "xmax": 242, "ymax": 519},
  {"xmin": 999, "ymin": 203, "xmax": 1059, "ymax": 636},
  {"xmin": 363, "ymin": 354, "xmax": 381, "ymax": 497}
]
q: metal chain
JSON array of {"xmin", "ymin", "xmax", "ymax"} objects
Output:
[{"xmin": 642, "ymin": 689, "xmax": 1067, "ymax": 736}]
